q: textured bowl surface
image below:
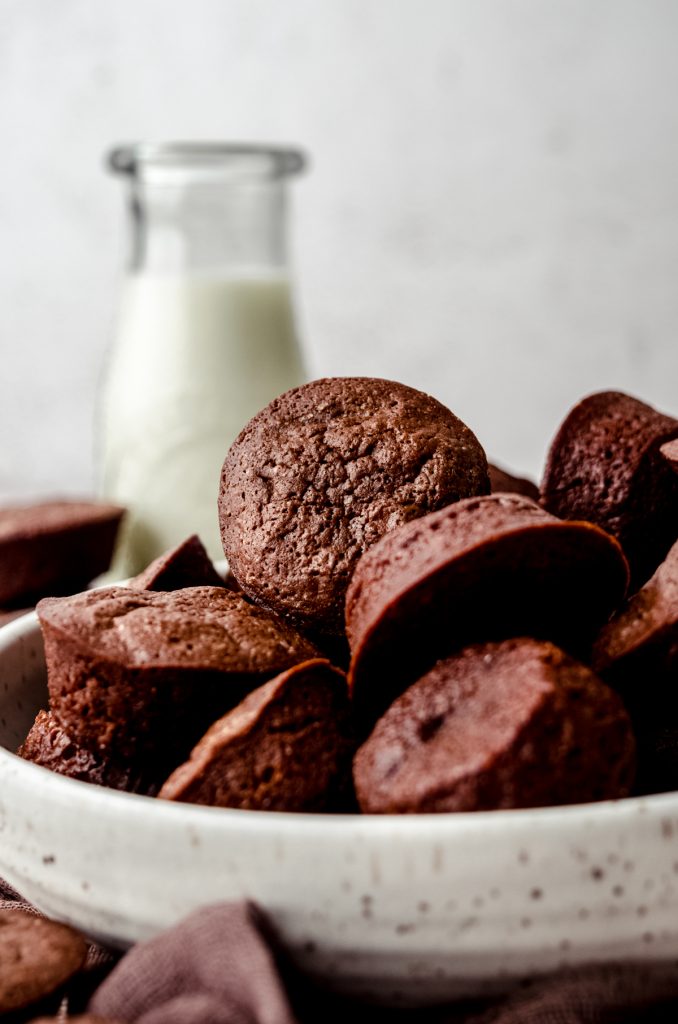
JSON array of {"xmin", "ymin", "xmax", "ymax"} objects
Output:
[{"xmin": 2, "ymin": 611, "xmax": 678, "ymax": 1006}]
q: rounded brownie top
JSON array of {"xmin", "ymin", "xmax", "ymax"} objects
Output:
[
  {"xmin": 346, "ymin": 493, "xmax": 629, "ymax": 726},
  {"xmin": 0, "ymin": 909, "xmax": 87, "ymax": 1013},
  {"xmin": 37, "ymin": 586, "xmax": 319, "ymax": 673},
  {"xmin": 353, "ymin": 638, "xmax": 635, "ymax": 814},
  {"xmin": 218, "ymin": 377, "xmax": 489, "ymax": 635},
  {"xmin": 541, "ymin": 390, "xmax": 678, "ymax": 589}
]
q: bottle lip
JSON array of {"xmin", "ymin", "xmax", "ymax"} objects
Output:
[{"xmin": 107, "ymin": 142, "xmax": 306, "ymax": 181}]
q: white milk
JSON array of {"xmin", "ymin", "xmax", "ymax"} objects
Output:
[{"xmin": 98, "ymin": 271, "xmax": 305, "ymax": 578}]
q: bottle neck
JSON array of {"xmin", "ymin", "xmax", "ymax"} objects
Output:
[{"xmin": 124, "ymin": 177, "xmax": 289, "ymax": 275}]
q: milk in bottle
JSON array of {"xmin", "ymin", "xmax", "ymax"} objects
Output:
[{"xmin": 99, "ymin": 145, "xmax": 307, "ymax": 577}]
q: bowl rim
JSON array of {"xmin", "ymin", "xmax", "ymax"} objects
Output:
[{"xmin": 2, "ymin": 607, "xmax": 676, "ymax": 840}]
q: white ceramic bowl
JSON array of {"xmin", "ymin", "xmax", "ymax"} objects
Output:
[{"xmin": 2, "ymin": 611, "xmax": 678, "ymax": 1006}]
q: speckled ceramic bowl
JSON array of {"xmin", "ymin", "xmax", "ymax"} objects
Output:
[{"xmin": 2, "ymin": 611, "xmax": 678, "ymax": 1006}]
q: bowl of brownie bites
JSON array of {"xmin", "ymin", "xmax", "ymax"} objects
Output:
[{"xmin": 1, "ymin": 378, "xmax": 678, "ymax": 1006}]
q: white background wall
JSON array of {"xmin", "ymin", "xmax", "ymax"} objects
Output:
[{"xmin": 1, "ymin": 0, "xmax": 677, "ymax": 499}]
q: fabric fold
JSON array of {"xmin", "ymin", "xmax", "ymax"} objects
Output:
[{"xmin": 89, "ymin": 902, "xmax": 297, "ymax": 1024}]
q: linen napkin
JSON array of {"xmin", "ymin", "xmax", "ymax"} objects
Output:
[
  {"xmin": 3, "ymin": 883, "xmax": 678, "ymax": 1023},
  {"xmin": 89, "ymin": 901, "xmax": 678, "ymax": 1024}
]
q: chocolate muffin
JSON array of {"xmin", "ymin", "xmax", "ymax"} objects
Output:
[
  {"xmin": 488, "ymin": 462, "xmax": 539, "ymax": 500},
  {"xmin": 0, "ymin": 500, "xmax": 124, "ymax": 607},
  {"xmin": 541, "ymin": 391, "xmax": 678, "ymax": 590},
  {"xmin": 131, "ymin": 534, "xmax": 235, "ymax": 592},
  {"xmin": 219, "ymin": 377, "xmax": 489, "ymax": 636},
  {"xmin": 353, "ymin": 639, "xmax": 635, "ymax": 814},
  {"xmin": 38, "ymin": 586, "xmax": 320, "ymax": 777},
  {"xmin": 159, "ymin": 659, "xmax": 355, "ymax": 812},
  {"xmin": 347, "ymin": 493, "xmax": 629, "ymax": 727},
  {"xmin": 18, "ymin": 710, "xmax": 151, "ymax": 794},
  {"xmin": 592, "ymin": 540, "xmax": 678, "ymax": 794},
  {"xmin": 0, "ymin": 909, "xmax": 87, "ymax": 1014}
]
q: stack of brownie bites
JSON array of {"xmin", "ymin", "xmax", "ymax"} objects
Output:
[{"xmin": 18, "ymin": 379, "xmax": 678, "ymax": 813}]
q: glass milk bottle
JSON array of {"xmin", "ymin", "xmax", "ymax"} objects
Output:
[{"xmin": 99, "ymin": 143, "xmax": 307, "ymax": 578}]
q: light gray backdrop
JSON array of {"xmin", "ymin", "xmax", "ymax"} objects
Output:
[{"xmin": 1, "ymin": 0, "xmax": 677, "ymax": 499}]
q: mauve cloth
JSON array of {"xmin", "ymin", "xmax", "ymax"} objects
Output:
[
  {"xmin": 89, "ymin": 903, "xmax": 295, "ymax": 1024},
  {"xmin": 2, "ymin": 882, "xmax": 678, "ymax": 1024},
  {"xmin": 89, "ymin": 902, "xmax": 678, "ymax": 1024}
]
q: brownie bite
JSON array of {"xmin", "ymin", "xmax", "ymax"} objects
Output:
[
  {"xmin": 18, "ymin": 710, "xmax": 151, "ymax": 794},
  {"xmin": 592, "ymin": 540, "xmax": 678, "ymax": 794},
  {"xmin": 347, "ymin": 493, "xmax": 629, "ymax": 728},
  {"xmin": 219, "ymin": 377, "xmax": 489, "ymax": 636},
  {"xmin": 353, "ymin": 639, "xmax": 635, "ymax": 814},
  {"xmin": 0, "ymin": 909, "xmax": 87, "ymax": 1014},
  {"xmin": 593, "ymin": 539, "xmax": 678, "ymax": 687},
  {"xmin": 541, "ymin": 391, "xmax": 678, "ymax": 590},
  {"xmin": 131, "ymin": 534, "xmax": 235, "ymax": 592},
  {"xmin": 488, "ymin": 462, "xmax": 539, "ymax": 500},
  {"xmin": 38, "ymin": 586, "xmax": 320, "ymax": 779},
  {"xmin": 159, "ymin": 659, "xmax": 355, "ymax": 812},
  {"xmin": 0, "ymin": 500, "xmax": 124, "ymax": 607}
]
